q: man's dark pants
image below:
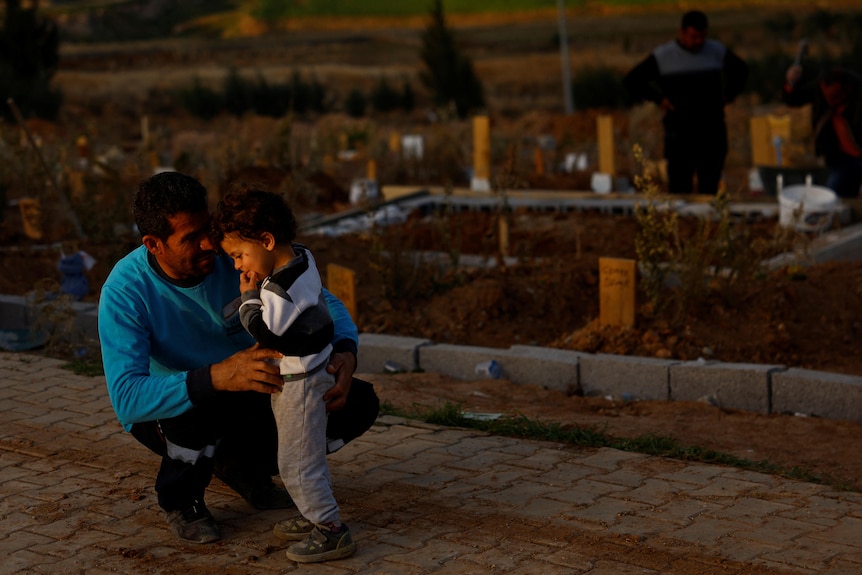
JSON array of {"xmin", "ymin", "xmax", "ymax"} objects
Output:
[
  {"xmin": 665, "ymin": 125, "xmax": 728, "ymax": 195},
  {"xmin": 130, "ymin": 378, "xmax": 379, "ymax": 512},
  {"xmin": 826, "ymin": 154, "xmax": 862, "ymax": 198}
]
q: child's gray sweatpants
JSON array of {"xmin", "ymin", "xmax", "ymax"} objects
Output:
[{"xmin": 271, "ymin": 367, "xmax": 339, "ymax": 527}]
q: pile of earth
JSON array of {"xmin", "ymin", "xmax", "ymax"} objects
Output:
[{"xmin": 5, "ymin": 205, "xmax": 859, "ymax": 376}]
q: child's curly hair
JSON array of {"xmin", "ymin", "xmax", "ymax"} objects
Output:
[{"xmin": 211, "ymin": 182, "xmax": 297, "ymax": 246}]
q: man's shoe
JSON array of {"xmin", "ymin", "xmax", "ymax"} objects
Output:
[
  {"xmin": 213, "ymin": 465, "xmax": 294, "ymax": 510},
  {"xmin": 273, "ymin": 516, "xmax": 315, "ymax": 541},
  {"xmin": 285, "ymin": 523, "xmax": 356, "ymax": 563},
  {"xmin": 165, "ymin": 500, "xmax": 221, "ymax": 544}
]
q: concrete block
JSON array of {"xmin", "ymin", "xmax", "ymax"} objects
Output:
[
  {"xmin": 669, "ymin": 360, "xmax": 785, "ymax": 414},
  {"xmin": 506, "ymin": 345, "xmax": 584, "ymax": 394},
  {"xmin": 579, "ymin": 353, "xmax": 677, "ymax": 401},
  {"xmin": 418, "ymin": 344, "xmax": 582, "ymax": 394},
  {"xmin": 0, "ymin": 294, "xmax": 30, "ymax": 329},
  {"xmin": 772, "ymin": 368, "xmax": 862, "ymax": 423},
  {"xmin": 72, "ymin": 304, "xmax": 100, "ymax": 342},
  {"xmin": 766, "ymin": 222, "xmax": 862, "ymax": 269},
  {"xmin": 357, "ymin": 333, "xmax": 431, "ymax": 373},
  {"xmin": 1, "ymin": 295, "xmax": 99, "ymax": 348},
  {"xmin": 418, "ymin": 343, "xmax": 511, "ymax": 383},
  {"xmin": 809, "ymin": 223, "xmax": 862, "ymax": 264}
]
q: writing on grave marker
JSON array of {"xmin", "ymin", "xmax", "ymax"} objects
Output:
[{"xmin": 599, "ymin": 257, "xmax": 636, "ymax": 327}]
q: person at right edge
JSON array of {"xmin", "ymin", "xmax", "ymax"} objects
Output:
[
  {"xmin": 783, "ymin": 64, "xmax": 862, "ymax": 199},
  {"xmin": 624, "ymin": 10, "xmax": 748, "ymax": 195}
]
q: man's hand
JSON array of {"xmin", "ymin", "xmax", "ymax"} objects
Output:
[
  {"xmin": 660, "ymin": 97, "xmax": 675, "ymax": 114},
  {"xmin": 786, "ymin": 65, "xmax": 803, "ymax": 88},
  {"xmin": 210, "ymin": 345, "xmax": 283, "ymax": 394},
  {"xmin": 323, "ymin": 351, "xmax": 357, "ymax": 412}
]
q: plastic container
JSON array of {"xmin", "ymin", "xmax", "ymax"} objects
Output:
[
  {"xmin": 778, "ymin": 184, "xmax": 838, "ymax": 232},
  {"xmin": 590, "ymin": 172, "xmax": 612, "ymax": 194},
  {"xmin": 756, "ymin": 166, "xmax": 829, "ymax": 196},
  {"xmin": 349, "ymin": 178, "xmax": 379, "ymax": 205}
]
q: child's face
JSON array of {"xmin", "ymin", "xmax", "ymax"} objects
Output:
[{"xmin": 220, "ymin": 233, "xmax": 276, "ymax": 278}]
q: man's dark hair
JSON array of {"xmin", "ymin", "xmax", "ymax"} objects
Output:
[
  {"xmin": 211, "ymin": 182, "xmax": 297, "ymax": 247},
  {"xmin": 134, "ymin": 172, "xmax": 208, "ymax": 240},
  {"xmin": 681, "ymin": 10, "xmax": 708, "ymax": 31},
  {"xmin": 821, "ymin": 68, "xmax": 854, "ymax": 87}
]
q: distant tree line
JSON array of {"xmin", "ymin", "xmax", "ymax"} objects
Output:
[
  {"xmin": 0, "ymin": 0, "xmax": 62, "ymax": 120},
  {"xmin": 178, "ymin": 69, "xmax": 417, "ymax": 120},
  {"xmin": 179, "ymin": 0, "xmax": 483, "ymax": 121}
]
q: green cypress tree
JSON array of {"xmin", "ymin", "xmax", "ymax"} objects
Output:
[
  {"xmin": 0, "ymin": 0, "xmax": 62, "ymax": 120},
  {"xmin": 418, "ymin": 0, "xmax": 484, "ymax": 118}
]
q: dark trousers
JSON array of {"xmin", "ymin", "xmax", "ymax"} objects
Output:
[
  {"xmin": 664, "ymin": 127, "xmax": 728, "ymax": 195},
  {"xmin": 130, "ymin": 378, "xmax": 379, "ymax": 512},
  {"xmin": 826, "ymin": 154, "xmax": 862, "ymax": 198}
]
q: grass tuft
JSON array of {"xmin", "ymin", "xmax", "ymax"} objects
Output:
[{"xmin": 62, "ymin": 358, "xmax": 104, "ymax": 378}]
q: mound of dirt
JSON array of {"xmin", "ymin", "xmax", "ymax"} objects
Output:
[
  {"xmin": 3, "ymin": 208, "xmax": 861, "ymax": 378},
  {"xmin": 301, "ymin": 209, "xmax": 862, "ymax": 377}
]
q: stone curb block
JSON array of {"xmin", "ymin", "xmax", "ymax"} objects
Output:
[
  {"xmin": 418, "ymin": 343, "xmax": 511, "ymax": 382},
  {"xmin": 0, "ymin": 294, "xmax": 28, "ymax": 328},
  {"xmin": 579, "ymin": 353, "xmax": 678, "ymax": 401},
  {"xmin": 0, "ymin": 294, "xmax": 99, "ymax": 343},
  {"xmin": 71, "ymin": 302, "xmax": 99, "ymax": 342},
  {"xmin": 772, "ymin": 368, "xmax": 862, "ymax": 423},
  {"xmin": 358, "ymin": 333, "xmax": 432, "ymax": 374},
  {"xmin": 807, "ymin": 223, "xmax": 862, "ymax": 263},
  {"xmin": 504, "ymin": 345, "xmax": 585, "ymax": 394},
  {"xmin": 669, "ymin": 361, "xmax": 785, "ymax": 414},
  {"xmin": 4, "ymin": 295, "xmax": 862, "ymax": 423}
]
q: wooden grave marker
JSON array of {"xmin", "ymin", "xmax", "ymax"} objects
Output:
[
  {"xmin": 472, "ymin": 115, "xmax": 491, "ymax": 191},
  {"xmin": 599, "ymin": 257, "xmax": 636, "ymax": 327},
  {"xmin": 388, "ymin": 131, "xmax": 401, "ymax": 155},
  {"xmin": 534, "ymin": 146, "xmax": 544, "ymax": 176},
  {"xmin": 327, "ymin": 263, "xmax": 357, "ymax": 320},
  {"xmin": 597, "ymin": 115, "xmax": 615, "ymax": 177},
  {"xmin": 18, "ymin": 198, "xmax": 43, "ymax": 240}
]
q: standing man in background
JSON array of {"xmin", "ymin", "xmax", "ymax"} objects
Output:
[{"xmin": 624, "ymin": 10, "xmax": 748, "ymax": 195}]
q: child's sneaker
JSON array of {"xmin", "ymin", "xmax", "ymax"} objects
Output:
[
  {"xmin": 285, "ymin": 523, "xmax": 356, "ymax": 563},
  {"xmin": 273, "ymin": 516, "xmax": 315, "ymax": 541}
]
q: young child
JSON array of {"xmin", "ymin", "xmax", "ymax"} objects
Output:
[{"xmin": 211, "ymin": 185, "xmax": 356, "ymax": 563}]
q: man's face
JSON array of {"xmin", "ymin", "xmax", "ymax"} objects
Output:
[
  {"xmin": 145, "ymin": 210, "xmax": 216, "ymax": 281},
  {"xmin": 821, "ymin": 81, "xmax": 849, "ymax": 108},
  {"xmin": 678, "ymin": 26, "xmax": 707, "ymax": 52}
]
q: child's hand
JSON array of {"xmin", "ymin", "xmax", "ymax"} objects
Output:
[{"xmin": 239, "ymin": 271, "xmax": 260, "ymax": 293}]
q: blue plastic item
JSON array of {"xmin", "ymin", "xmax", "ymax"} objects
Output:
[{"xmin": 58, "ymin": 252, "xmax": 89, "ymax": 300}]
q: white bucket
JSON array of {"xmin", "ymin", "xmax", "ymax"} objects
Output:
[
  {"xmin": 590, "ymin": 172, "xmax": 612, "ymax": 194},
  {"xmin": 778, "ymin": 184, "xmax": 838, "ymax": 232}
]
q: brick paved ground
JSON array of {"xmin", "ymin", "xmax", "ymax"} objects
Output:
[{"xmin": 2, "ymin": 352, "xmax": 862, "ymax": 574}]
